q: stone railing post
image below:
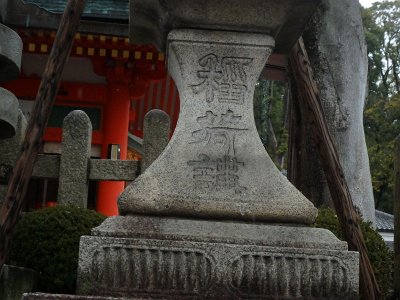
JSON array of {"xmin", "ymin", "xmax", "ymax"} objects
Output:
[
  {"xmin": 141, "ymin": 109, "xmax": 170, "ymax": 173},
  {"xmin": 57, "ymin": 110, "xmax": 92, "ymax": 208}
]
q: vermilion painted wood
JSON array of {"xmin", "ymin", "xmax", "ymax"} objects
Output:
[
  {"xmin": 1, "ymin": 77, "xmax": 107, "ymax": 104},
  {"xmin": 96, "ymin": 82, "xmax": 130, "ymax": 216}
]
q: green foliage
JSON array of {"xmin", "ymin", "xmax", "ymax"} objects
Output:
[
  {"xmin": 362, "ymin": 1, "xmax": 400, "ymax": 213},
  {"xmin": 314, "ymin": 207, "xmax": 393, "ymax": 299},
  {"xmin": 6, "ymin": 206, "xmax": 105, "ymax": 294},
  {"xmin": 254, "ymin": 79, "xmax": 288, "ymax": 169},
  {"xmin": 362, "ymin": 1, "xmax": 400, "ymax": 98},
  {"xmin": 364, "ymin": 95, "xmax": 400, "ymax": 212},
  {"xmin": 254, "ymin": 79, "xmax": 270, "ymax": 146}
]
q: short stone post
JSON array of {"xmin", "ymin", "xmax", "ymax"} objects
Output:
[
  {"xmin": 142, "ymin": 109, "xmax": 170, "ymax": 173},
  {"xmin": 57, "ymin": 110, "xmax": 92, "ymax": 208},
  {"xmin": 0, "ymin": 265, "xmax": 37, "ymax": 300}
]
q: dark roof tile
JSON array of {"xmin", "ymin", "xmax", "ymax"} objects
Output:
[
  {"xmin": 375, "ymin": 210, "xmax": 394, "ymax": 232},
  {"xmin": 23, "ymin": 0, "xmax": 128, "ymax": 19}
]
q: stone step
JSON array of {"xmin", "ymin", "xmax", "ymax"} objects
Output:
[{"xmin": 21, "ymin": 292, "xmax": 163, "ymax": 300}]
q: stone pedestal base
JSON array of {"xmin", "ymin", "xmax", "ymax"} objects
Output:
[{"xmin": 77, "ymin": 216, "xmax": 358, "ymax": 299}]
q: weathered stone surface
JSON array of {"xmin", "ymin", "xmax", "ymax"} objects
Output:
[
  {"xmin": 142, "ymin": 109, "xmax": 170, "ymax": 173},
  {"xmin": 0, "ymin": 110, "xmax": 26, "ymax": 206},
  {"xmin": 119, "ymin": 29, "xmax": 317, "ymax": 224},
  {"xmin": 32, "ymin": 156, "xmax": 138, "ymax": 181},
  {"xmin": 57, "ymin": 110, "xmax": 91, "ymax": 208},
  {"xmin": 77, "ymin": 216, "xmax": 359, "ymax": 299},
  {"xmin": 0, "ymin": 23, "xmax": 22, "ymax": 82},
  {"xmin": 21, "ymin": 293, "xmax": 138, "ymax": 300},
  {"xmin": 0, "ymin": 88, "xmax": 20, "ymax": 139},
  {"xmin": 93, "ymin": 215, "xmax": 347, "ymax": 250},
  {"xmin": 32, "ymin": 154, "xmax": 60, "ymax": 179},
  {"xmin": 89, "ymin": 159, "xmax": 138, "ymax": 181},
  {"xmin": 0, "ymin": 265, "xmax": 37, "ymax": 300},
  {"xmin": 129, "ymin": 0, "xmax": 321, "ymax": 53}
]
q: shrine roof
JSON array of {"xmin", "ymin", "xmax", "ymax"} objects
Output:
[
  {"xmin": 24, "ymin": 0, "xmax": 129, "ymax": 20},
  {"xmin": 3, "ymin": 0, "xmax": 129, "ymax": 36},
  {"xmin": 375, "ymin": 210, "xmax": 394, "ymax": 232}
]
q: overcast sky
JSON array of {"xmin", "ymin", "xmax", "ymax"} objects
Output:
[
  {"xmin": 359, "ymin": 0, "xmax": 375, "ymax": 7},
  {"xmin": 359, "ymin": 0, "xmax": 388, "ymax": 7}
]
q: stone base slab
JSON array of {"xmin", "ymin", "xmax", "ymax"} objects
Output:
[
  {"xmin": 77, "ymin": 216, "xmax": 359, "ymax": 299},
  {"xmin": 21, "ymin": 293, "xmax": 155, "ymax": 300},
  {"xmin": 21, "ymin": 293, "xmax": 129, "ymax": 300}
]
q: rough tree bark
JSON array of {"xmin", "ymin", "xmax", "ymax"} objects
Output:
[
  {"xmin": 288, "ymin": 0, "xmax": 376, "ymax": 224},
  {"xmin": 290, "ymin": 36, "xmax": 380, "ymax": 300}
]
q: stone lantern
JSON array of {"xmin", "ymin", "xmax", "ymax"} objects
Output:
[
  {"xmin": 0, "ymin": 23, "xmax": 25, "ymax": 207},
  {"xmin": 78, "ymin": 1, "xmax": 359, "ymax": 299}
]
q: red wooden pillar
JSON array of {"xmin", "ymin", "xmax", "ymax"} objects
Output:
[{"xmin": 96, "ymin": 82, "xmax": 130, "ymax": 216}]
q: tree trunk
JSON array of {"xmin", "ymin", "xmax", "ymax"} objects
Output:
[
  {"xmin": 289, "ymin": 0, "xmax": 376, "ymax": 224},
  {"xmin": 290, "ymin": 37, "xmax": 380, "ymax": 300}
]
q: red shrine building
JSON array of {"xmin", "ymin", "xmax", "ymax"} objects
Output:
[{"xmin": 0, "ymin": 0, "xmax": 287, "ymax": 216}]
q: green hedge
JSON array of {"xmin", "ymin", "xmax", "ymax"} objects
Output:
[
  {"xmin": 314, "ymin": 207, "xmax": 393, "ymax": 299},
  {"xmin": 6, "ymin": 206, "xmax": 105, "ymax": 294}
]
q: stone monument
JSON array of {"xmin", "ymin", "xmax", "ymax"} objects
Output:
[
  {"xmin": 77, "ymin": 1, "xmax": 359, "ymax": 299},
  {"xmin": 0, "ymin": 90, "xmax": 26, "ymax": 207},
  {"xmin": 0, "ymin": 23, "xmax": 25, "ymax": 208},
  {"xmin": 0, "ymin": 23, "xmax": 23, "ymax": 83},
  {"xmin": 58, "ymin": 110, "xmax": 92, "ymax": 208}
]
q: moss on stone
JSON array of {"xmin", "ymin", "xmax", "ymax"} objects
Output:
[{"xmin": 6, "ymin": 205, "xmax": 105, "ymax": 294}]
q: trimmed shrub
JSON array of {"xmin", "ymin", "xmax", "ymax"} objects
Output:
[
  {"xmin": 314, "ymin": 207, "xmax": 393, "ymax": 299},
  {"xmin": 6, "ymin": 205, "xmax": 105, "ymax": 294}
]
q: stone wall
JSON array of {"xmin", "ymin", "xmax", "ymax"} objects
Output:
[{"xmin": 0, "ymin": 265, "xmax": 37, "ymax": 300}]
